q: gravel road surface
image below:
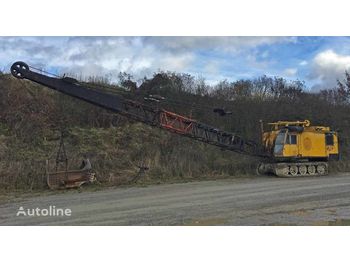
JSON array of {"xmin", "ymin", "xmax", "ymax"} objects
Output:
[{"xmin": 1, "ymin": 173, "xmax": 350, "ymax": 225}]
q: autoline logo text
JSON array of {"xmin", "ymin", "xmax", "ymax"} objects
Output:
[{"xmin": 16, "ymin": 206, "xmax": 72, "ymax": 217}]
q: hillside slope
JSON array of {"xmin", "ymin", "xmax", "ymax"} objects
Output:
[{"xmin": 1, "ymin": 72, "xmax": 350, "ymax": 192}]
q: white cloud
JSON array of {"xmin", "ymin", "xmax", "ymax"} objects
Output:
[
  {"xmin": 309, "ymin": 49, "xmax": 350, "ymax": 90},
  {"xmin": 283, "ymin": 68, "xmax": 297, "ymax": 77},
  {"xmin": 0, "ymin": 36, "xmax": 295, "ymax": 83},
  {"xmin": 0, "ymin": 37, "xmax": 197, "ymax": 81},
  {"xmin": 314, "ymin": 49, "xmax": 350, "ymax": 69}
]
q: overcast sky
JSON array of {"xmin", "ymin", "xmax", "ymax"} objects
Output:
[{"xmin": 2, "ymin": 36, "xmax": 350, "ymax": 91}]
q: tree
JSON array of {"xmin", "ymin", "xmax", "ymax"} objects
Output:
[
  {"xmin": 118, "ymin": 72, "xmax": 137, "ymax": 91},
  {"xmin": 194, "ymin": 76, "xmax": 209, "ymax": 96},
  {"xmin": 212, "ymin": 80, "xmax": 234, "ymax": 100},
  {"xmin": 336, "ymin": 71, "xmax": 350, "ymax": 103},
  {"xmin": 233, "ymin": 79, "xmax": 253, "ymax": 98}
]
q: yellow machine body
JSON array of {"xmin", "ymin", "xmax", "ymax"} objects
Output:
[
  {"xmin": 262, "ymin": 120, "xmax": 339, "ymax": 161},
  {"xmin": 257, "ymin": 120, "xmax": 339, "ymax": 177}
]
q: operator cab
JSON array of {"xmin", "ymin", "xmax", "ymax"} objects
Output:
[{"xmin": 273, "ymin": 129, "xmax": 298, "ymax": 157}]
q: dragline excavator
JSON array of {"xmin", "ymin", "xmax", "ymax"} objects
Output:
[{"xmin": 10, "ymin": 61, "xmax": 340, "ymax": 178}]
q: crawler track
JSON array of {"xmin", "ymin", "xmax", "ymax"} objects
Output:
[{"xmin": 257, "ymin": 162, "xmax": 328, "ymax": 177}]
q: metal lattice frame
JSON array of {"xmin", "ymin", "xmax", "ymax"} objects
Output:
[{"xmin": 11, "ymin": 61, "xmax": 263, "ymax": 157}]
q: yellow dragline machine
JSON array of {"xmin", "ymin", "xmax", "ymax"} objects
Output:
[{"xmin": 10, "ymin": 61, "xmax": 340, "ymax": 178}]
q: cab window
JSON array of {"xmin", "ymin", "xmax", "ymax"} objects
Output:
[
  {"xmin": 325, "ymin": 133, "xmax": 334, "ymax": 146},
  {"xmin": 286, "ymin": 134, "xmax": 297, "ymax": 145},
  {"xmin": 290, "ymin": 134, "xmax": 297, "ymax": 145},
  {"xmin": 274, "ymin": 132, "xmax": 286, "ymax": 155},
  {"xmin": 275, "ymin": 132, "xmax": 286, "ymax": 145}
]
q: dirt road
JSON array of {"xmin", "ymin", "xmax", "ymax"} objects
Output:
[{"xmin": 1, "ymin": 173, "xmax": 350, "ymax": 225}]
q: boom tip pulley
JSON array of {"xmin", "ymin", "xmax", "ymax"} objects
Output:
[{"xmin": 11, "ymin": 61, "xmax": 29, "ymax": 79}]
